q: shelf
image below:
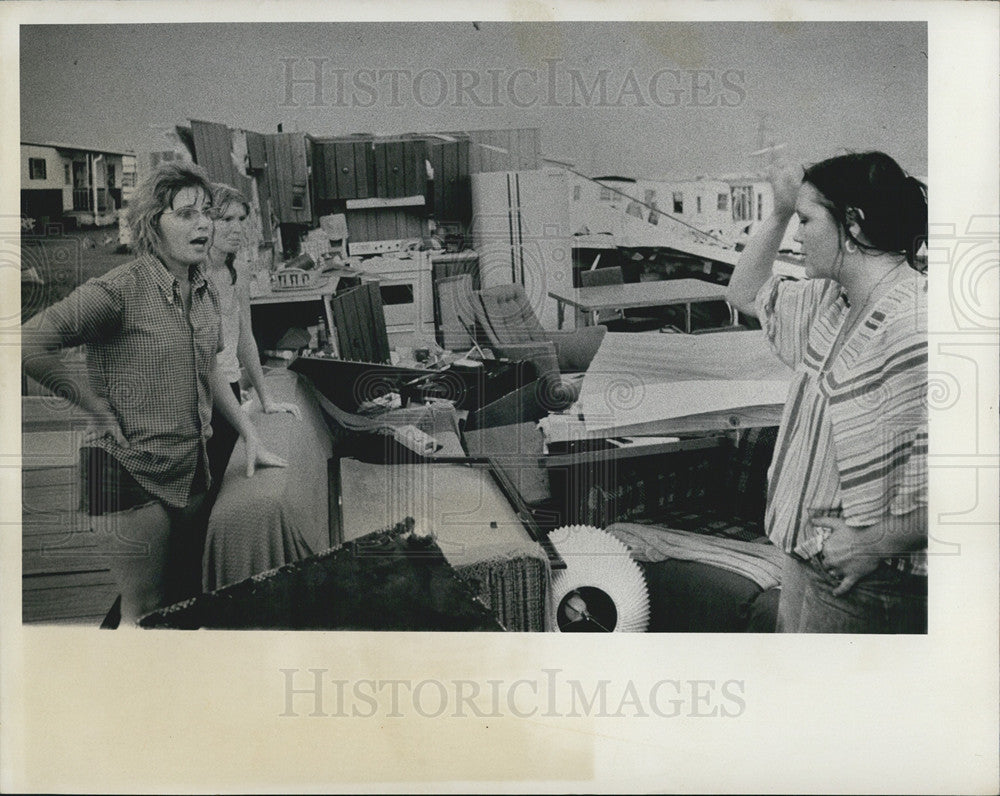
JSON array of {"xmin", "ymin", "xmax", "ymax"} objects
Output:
[{"xmin": 345, "ymin": 195, "xmax": 426, "ymax": 210}]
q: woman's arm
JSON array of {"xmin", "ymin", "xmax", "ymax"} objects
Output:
[
  {"xmin": 235, "ymin": 268, "xmax": 300, "ymax": 418},
  {"xmin": 725, "ymin": 164, "xmax": 802, "ymax": 318},
  {"xmin": 209, "ymin": 359, "xmax": 286, "ymax": 477},
  {"xmin": 22, "ymin": 291, "xmax": 127, "ymax": 446}
]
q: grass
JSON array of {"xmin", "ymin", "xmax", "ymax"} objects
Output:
[{"xmin": 20, "ymin": 226, "xmax": 133, "ymax": 323}]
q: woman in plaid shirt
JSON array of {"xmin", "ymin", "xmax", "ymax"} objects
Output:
[{"xmin": 22, "ymin": 162, "xmax": 285, "ymax": 625}]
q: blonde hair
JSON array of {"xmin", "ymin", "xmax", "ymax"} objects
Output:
[
  {"xmin": 209, "ymin": 183, "xmax": 251, "ymax": 284},
  {"xmin": 126, "ymin": 161, "xmax": 213, "ymax": 258}
]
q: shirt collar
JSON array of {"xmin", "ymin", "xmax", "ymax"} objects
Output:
[{"xmin": 142, "ymin": 252, "xmax": 210, "ymax": 304}]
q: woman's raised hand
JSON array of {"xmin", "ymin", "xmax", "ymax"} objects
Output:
[{"xmin": 769, "ymin": 162, "xmax": 804, "ymax": 218}]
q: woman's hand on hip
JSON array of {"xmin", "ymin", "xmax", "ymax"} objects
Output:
[
  {"xmin": 810, "ymin": 516, "xmax": 882, "ymax": 596},
  {"xmin": 83, "ymin": 410, "xmax": 129, "ymax": 448}
]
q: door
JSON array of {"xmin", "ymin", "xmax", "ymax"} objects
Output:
[
  {"xmin": 71, "ymin": 161, "xmax": 90, "ymax": 210},
  {"xmin": 471, "ymin": 169, "xmax": 571, "ymax": 331}
]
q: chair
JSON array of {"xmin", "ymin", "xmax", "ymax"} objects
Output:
[
  {"xmin": 319, "ymin": 213, "xmax": 349, "ymax": 258},
  {"xmin": 578, "ymin": 265, "xmax": 624, "ymax": 326},
  {"xmin": 473, "ymin": 283, "xmax": 606, "ymax": 410},
  {"xmin": 578, "ymin": 266, "xmax": 664, "ymax": 332}
]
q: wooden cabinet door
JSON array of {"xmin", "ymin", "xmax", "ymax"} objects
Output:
[
  {"xmin": 372, "ymin": 140, "xmax": 427, "ymax": 198},
  {"xmin": 429, "ymin": 137, "xmax": 471, "ymax": 225},
  {"xmin": 264, "ymin": 132, "xmax": 312, "ymax": 224}
]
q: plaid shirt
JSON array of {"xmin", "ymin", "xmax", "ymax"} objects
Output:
[{"xmin": 39, "ymin": 253, "xmax": 221, "ymax": 507}]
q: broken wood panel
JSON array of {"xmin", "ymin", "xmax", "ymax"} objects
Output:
[
  {"xmin": 245, "ymin": 131, "xmax": 268, "ymax": 172},
  {"xmin": 190, "ymin": 119, "xmax": 236, "ymax": 186},
  {"xmin": 330, "ymin": 283, "xmax": 390, "ymax": 364},
  {"xmin": 401, "ymin": 139, "xmax": 428, "ymax": 197}
]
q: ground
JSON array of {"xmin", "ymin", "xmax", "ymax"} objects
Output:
[{"xmin": 20, "ymin": 226, "xmax": 132, "ymax": 323}]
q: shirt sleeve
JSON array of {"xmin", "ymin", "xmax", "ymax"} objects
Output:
[
  {"xmin": 754, "ymin": 274, "xmax": 839, "ymax": 369},
  {"xmin": 28, "ymin": 279, "xmax": 122, "ymax": 348}
]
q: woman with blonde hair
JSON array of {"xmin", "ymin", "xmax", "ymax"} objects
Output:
[
  {"xmin": 22, "ymin": 162, "xmax": 282, "ymax": 624},
  {"xmin": 204, "ymin": 183, "xmax": 300, "ymax": 495}
]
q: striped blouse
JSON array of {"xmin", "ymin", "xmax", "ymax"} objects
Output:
[{"xmin": 755, "ymin": 273, "xmax": 928, "ymax": 575}]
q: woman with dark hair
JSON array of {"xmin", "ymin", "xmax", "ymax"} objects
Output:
[
  {"xmin": 204, "ymin": 183, "xmax": 299, "ymax": 494},
  {"xmin": 726, "ymin": 152, "xmax": 928, "ymax": 633},
  {"xmin": 21, "ymin": 162, "xmax": 282, "ymax": 624}
]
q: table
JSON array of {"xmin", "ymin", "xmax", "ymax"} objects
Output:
[
  {"xmin": 548, "ymin": 278, "xmax": 734, "ymax": 332},
  {"xmin": 559, "ymin": 329, "xmax": 793, "ymax": 440},
  {"xmin": 248, "ymin": 277, "xmax": 340, "ymax": 351}
]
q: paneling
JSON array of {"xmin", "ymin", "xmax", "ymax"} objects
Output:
[
  {"xmin": 245, "ymin": 131, "xmax": 268, "ymax": 172},
  {"xmin": 402, "ymin": 139, "xmax": 428, "ymax": 197},
  {"xmin": 264, "ymin": 132, "xmax": 313, "ymax": 224},
  {"xmin": 426, "ymin": 136, "xmax": 467, "ymax": 226},
  {"xmin": 330, "ymin": 282, "xmax": 390, "ymax": 363},
  {"xmin": 451, "ymin": 128, "xmax": 540, "ymax": 173},
  {"xmin": 190, "ymin": 119, "xmax": 236, "ymax": 186},
  {"xmin": 345, "ymin": 208, "xmax": 425, "ymax": 243}
]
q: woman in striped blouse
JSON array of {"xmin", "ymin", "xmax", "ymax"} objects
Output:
[{"xmin": 726, "ymin": 152, "xmax": 928, "ymax": 633}]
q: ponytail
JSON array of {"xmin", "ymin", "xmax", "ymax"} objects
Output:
[
  {"xmin": 803, "ymin": 151, "xmax": 927, "ymax": 269},
  {"xmin": 902, "ymin": 175, "xmax": 927, "ymax": 267}
]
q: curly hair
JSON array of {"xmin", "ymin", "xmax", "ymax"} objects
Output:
[{"xmin": 126, "ymin": 161, "xmax": 214, "ymax": 258}]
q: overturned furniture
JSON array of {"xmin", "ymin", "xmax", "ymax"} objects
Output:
[{"xmin": 473, "ymin": 282, "xmax": 606, "ymax": 409}]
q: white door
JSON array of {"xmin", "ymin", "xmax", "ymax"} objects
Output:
[{"xmin": 471, "ymin": 168, "xmax": 572, "ymax": 331}]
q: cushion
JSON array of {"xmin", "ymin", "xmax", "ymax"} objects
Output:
[{"xmin": 640, "ymin": 559, "xmax": 777, "ymax": 632}]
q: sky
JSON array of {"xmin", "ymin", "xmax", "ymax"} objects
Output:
[{"xmin": 20, "ymin": 21, "xmax": 927, "ymax": 179}]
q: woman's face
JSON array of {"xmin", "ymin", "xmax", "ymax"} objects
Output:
[
  {"xmin": 211, "ymin": 201, "xmax": 247, "ymax": 255},
  {"xmin": 157, "ymin": 186, "xmax": 213, "ymax": 269},
  {"xmin": 793, "ymin": 183, "xmax": 844, "ymax": 280}
]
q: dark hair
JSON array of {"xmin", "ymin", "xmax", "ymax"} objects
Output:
[
  {"xmin": 210, "ymin": 183, "xmax": 251, "ymax": 285},
  {"xmin": 803, "ymin": 151, "xmax": 927, "ymax": 267},
  {"xmin": 127, "ymin": 161, "xmax": 213, "ymax": 258}
]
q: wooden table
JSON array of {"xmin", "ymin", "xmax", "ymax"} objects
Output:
[{"xmin": 548, "ymin": 278, "xmax": 734, "ymax": 332}]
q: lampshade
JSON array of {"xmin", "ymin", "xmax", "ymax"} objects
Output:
[{"xmin": 549, "ymin": 525, "xmax": 650, "ymax": 632}]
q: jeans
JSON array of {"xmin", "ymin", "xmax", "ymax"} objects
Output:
[{"xmin": 776, "ymin": 553, "xmax": 927, "ymax": 634}]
